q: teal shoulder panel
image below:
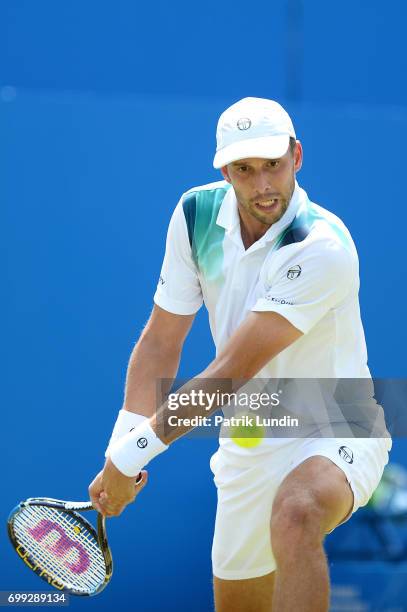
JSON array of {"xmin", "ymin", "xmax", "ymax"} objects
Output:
[
  {"xmin": 182, "ymin": 185, "xmax": 230, "ymax": 283},
  {"xmin": 275, "ymin": 199, "xmax": 351, "ymax": 251},
  {"xmin": 182, "ymin": 192, "xmax": 197, "ymax": 247}
]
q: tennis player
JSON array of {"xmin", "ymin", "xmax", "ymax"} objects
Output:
[{"xmin": 89, "ymin": 97, "xmax": 391, "ymax": 611}]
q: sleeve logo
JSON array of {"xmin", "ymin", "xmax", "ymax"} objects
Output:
[
  {"xmin": 265, "ymin": 295, "xmax": 294, "ymax": 305},
  {"xmin": 287, "ymin": 265, "xmax": 302, "ymax": 280}
]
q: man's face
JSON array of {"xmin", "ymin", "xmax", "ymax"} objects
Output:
[{"xmin": 221, "ymin": 141, "xmax": 303, "ymax": 227}]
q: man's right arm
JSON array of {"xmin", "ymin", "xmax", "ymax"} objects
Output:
[
  {"xmin": 121, "ymin": 304, "xmax": 195, "ymax": 418},
  {"xmin": 89, "ymin": 193, "xmax": 200, "ymax": 512},
  {"xmin": 89, "ymin": 304, "xmax": 194, "ymax": 513},
  {"xmin": 122, "ymin": 195, "xmax": 202, "ymax": 417}
]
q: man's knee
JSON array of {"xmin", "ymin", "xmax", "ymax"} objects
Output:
[
  {"xmin": 270, "ymin": 492, "xmax": 325, "ymax": 557},
  {"xmin": 270, "ymin": 457, "xmax": 354, "ymax": 553}
]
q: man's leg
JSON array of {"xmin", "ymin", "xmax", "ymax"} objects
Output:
[
  {"xmin": 270, "ymin": 456, "xmax": 354, "ymax": 612},
  {"xmin": 213, "ymin": 572, "xmax": 275, "ymax": 612}
]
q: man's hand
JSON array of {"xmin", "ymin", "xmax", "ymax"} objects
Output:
[{"xmin": 88, "ymin": 458, "xmax": 148, "ymax": 517}]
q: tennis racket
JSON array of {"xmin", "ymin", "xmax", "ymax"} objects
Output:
[{"xmin": 7, "ymin": 497, "xmax": 112, "ymax": 596}]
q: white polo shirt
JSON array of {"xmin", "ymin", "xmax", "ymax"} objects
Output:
[{"xmin": 154, "ymin": 180, "xmax": 370, "ymax": 452}]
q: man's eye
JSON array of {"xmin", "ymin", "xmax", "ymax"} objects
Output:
[
  {"xmin": 238, "ymin": 166, "xmax": 248, "ymax": 172},
  {"xmin": 268, "ymin": 161, "xmax": 279, "ymax": 168}
]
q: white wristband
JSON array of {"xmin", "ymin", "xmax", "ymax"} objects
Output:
[
  {"xmin": 105, "ymin": 410, "xmax": 148, "ymax": 458},
  {"xmin": 109, "ymin": 419, "xmax": 169, "ymax": 477}
]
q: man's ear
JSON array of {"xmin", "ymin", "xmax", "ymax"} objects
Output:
[
  {"xmin": 220, "ymin": 166, "xmax": 231, "ymax": 183},
  {"xmin": 294, "ymin": 140, "xmax": 303, "ymax": 173}
]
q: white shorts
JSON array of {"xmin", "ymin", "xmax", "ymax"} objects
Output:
[{"xmin": 210, "ymin": 437, "xmax": 392, "ymax": 580}]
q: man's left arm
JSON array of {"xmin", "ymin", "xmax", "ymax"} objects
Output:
[
  {"xmin": 97, "ymin": 311, "xmax": 302, "ymax": 515},
  {"xmin": 156, "ymin": 310, "xmax": 303, "ymax": 443}
]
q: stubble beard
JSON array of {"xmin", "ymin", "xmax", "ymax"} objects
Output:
[
  {"xmin": 250, "ymin": 199, "xmax": 289, "ymax": 225},
  {"xmin": 246, "ymin": 177, "xmax": 295, "ymax": 227}
]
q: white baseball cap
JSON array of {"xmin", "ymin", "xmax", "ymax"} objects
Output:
[{"xmin": 213, "ymin": 97, "xmax": 296, "ymax": 169}]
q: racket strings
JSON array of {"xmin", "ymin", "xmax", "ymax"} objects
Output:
[{"xmin": 13, "ymin": 506, "xmax": 106, "ymax": 594}]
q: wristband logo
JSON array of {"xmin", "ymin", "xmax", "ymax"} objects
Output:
[{"xmin": 137, "ymin": 437, "xmax": 148, "ymax": 449}]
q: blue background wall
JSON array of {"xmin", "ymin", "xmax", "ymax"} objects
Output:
[{"xmin": 1, "ymin": 1, "xmax": 406, "ymax": 610}]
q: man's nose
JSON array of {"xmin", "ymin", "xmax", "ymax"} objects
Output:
[{"xmin": 254, "ymin": 171, "xmax": 272, "ymax": 194}]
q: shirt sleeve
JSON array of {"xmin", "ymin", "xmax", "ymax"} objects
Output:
[
  {"xmin": 153, "ymin": 197, "xmax": 203, "ymax": 315},
  {"xmin": 251, "ymin": 240, "xmax": 356, "ymax": 334}
]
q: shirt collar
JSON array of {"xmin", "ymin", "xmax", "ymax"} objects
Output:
[
  {"xmin": 216, "ymin": 180, "xmax": 305, "ymax": 242},
  {"xmin": 215, "ymin": 183, "xmax": 240, "ymax": 232}
]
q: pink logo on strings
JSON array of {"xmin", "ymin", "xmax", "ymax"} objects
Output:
[{"xmin": 28, "ymin": 519, "xmax": 90, "ymax": 574}]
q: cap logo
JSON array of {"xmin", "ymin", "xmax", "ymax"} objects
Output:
[{"xmin": 237, "ymin": 117, "xmax": 251, "ymax": 131}]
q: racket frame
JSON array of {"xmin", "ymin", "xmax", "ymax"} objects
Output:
[{"xmin": 7, "ymin": 498, "xmax": 113, "ymax": 596}]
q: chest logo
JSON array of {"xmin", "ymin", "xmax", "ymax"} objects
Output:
[{"xmin": 287, "ymin": 265, "xmax": 302, "ymax": 280}]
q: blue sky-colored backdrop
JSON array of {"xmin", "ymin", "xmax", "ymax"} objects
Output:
[{"xmin": 1, "ymin": 1, "xmax": 406, "ymax": 610}]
